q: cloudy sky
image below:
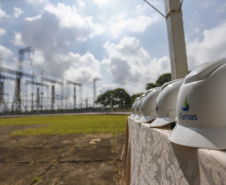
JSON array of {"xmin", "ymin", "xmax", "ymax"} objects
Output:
[{"xmin": 1, "ymin": 0, "xmax": 226, "ymax": 105}]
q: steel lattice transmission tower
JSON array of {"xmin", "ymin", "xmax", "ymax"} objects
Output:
[{"xmin": 13, "ymin": 46, "xmax": 34, "ymax": 112}]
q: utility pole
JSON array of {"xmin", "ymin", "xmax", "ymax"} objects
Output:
[
  {"xmin": 0, "ymin": 81, "xmax": 3, "ymax": 111},
  {"xmin": 79, "ymin": 85, "xmax": 83, "ymax": 108},
  {"xmin": 0, "ymin": 58, "xmax": 2, "ymax": 110},
  {"xmin": 165, "ymin": 0, "xmax": 188, "ymax": 79},
  {"xmin": 51, "ymin": 85, "xmax": 55, "ymax": 110},
  {"xmin": 73, "ymin": 86, "xmax": 76, "ymax": 108},
  {"xmin": 144, "ymin": 0, "xmax": 188, "ymax": 79},
  {"xmin": 85, "ymin": 98, "xmax": 88, "ymax": 108},
  {"xmin": 93, "ymin": 78, "xmax": 100, "ymax": 107}
]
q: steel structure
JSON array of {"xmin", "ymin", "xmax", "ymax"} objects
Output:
[
  {"xmin": 42, "ymin": 77, "xmax": 63, "ymax": 110},
  {"xmin": 25, "ymin": 80, "xmax": 49, "ymax": 87},
  {"xmin": 93, "ymin": 78, "xmax": 101, "ymax": 107},
  {"xmin": 0, "ymin": 67, "xmax": 34, "ymax": 78},
  {"xmin": 25, "ymin": 80, "xmax": 49, "ymax": 111},
  {"xmin": 0, "ymin": 75, "xmax": 16, "ymax": 112},
  {"xmin": 66, "ymin": 80, "xmax": 82, "ymax": 109},
  {"xmin": 13, "ymin": 46, "xmax": 34, "ymax": 111},
  {"xmin": 0, "ymin": 50, "xmax": 88, "ymax": 113}
]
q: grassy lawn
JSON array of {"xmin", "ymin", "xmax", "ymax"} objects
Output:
[{"xmin": 0, "ymin": 115, "xmax": 128, "ymax": 135}]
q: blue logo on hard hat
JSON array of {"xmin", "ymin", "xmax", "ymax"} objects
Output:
[
  {"xmin": 179, "ymin": 98, "xmax": 198, "ymax": 120},
  {"xmin": 182, "ymin": 98, "xmax": 189, "ymax": 111}
]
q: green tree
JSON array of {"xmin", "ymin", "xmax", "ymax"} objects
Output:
[
  {"xmin": 145, "ymin": 83, "xmax": 158, "ymax": 91},
  {"xmin": 146, "ymin": 73, "xmax": 171, "ymax": 90},
  {"xmin": 131, "ymin": 93, "xmax": 144, "ymax": 104},
  {"xmin": 156, "ymin": 73, "xmax": 171, "ymax": 86},
  {"xmin": 96, "ymin": 88, "xmax": 131, "ymax": 108}
]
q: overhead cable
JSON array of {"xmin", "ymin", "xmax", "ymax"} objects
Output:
[
  {"xmin": 143, "ymin": 0, "xmax": 166, "ymax": 18},
  {"xmin": 180, "ymin": 0, "xmax": 184, "ymax": 11}
]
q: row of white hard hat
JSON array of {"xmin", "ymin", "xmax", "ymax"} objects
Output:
[{"xmin": 129, "ymin": 58, "xmax": 226, "ymax": 150}]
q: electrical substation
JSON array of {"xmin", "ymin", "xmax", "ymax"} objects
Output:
[{"xmin": 0, "ymin": 46, "xmax": 95, "ymax": 115}]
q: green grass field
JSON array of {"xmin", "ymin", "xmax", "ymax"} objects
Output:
[{"xmin": 0, "ymin": 115, "xmax": 128, "ymax": 135}]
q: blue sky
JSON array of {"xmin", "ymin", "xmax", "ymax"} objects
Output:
[{"xmin": 0, "ymin": 0, "xmax": 226, "ymax": 105}]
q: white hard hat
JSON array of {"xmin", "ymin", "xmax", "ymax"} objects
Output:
[
  {"xmin": 169, "ymin": 58, "xmax": 226, "ymax": 149},
  {"xmin": 150, "ymin": 79, "xmax": 184, "ymax": 127},
  {"xmin": 134, "ymin": 94, "xmax": 145, "ymax": 120},
  {"xmin": 129, "ymin": 97, "xmax": 140, "ymax": 118},
  {"xmin": 138, "ymin": 87, "xmax": 161, "ymax": 123}
]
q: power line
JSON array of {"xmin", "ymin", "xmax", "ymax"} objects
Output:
[
  {"xmin": 143, "ymin": 0, "xmax": 166, "ymax": 18},
  {"xmin": 180, "ymin": 0, "xmax": 184, "ymax": 11},
  {"xmin": 144, "ymin": 0, "xmax": 185, "ymax": 18}
]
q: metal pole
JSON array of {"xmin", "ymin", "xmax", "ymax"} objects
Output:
[
  {"xmin": 93, "ymin": 78, "xmax": 100, "ymax": 107},
  {"xmin": 74, "ymin": 86, "xmax": 76, "ymax": 109},
  {"xmin": 164, "ymin": 0, "xmax": 188, "ymax": 79},
  {"xmin": 51, "ymin": 85, "xmax": 55, "ymax": 110},
  {"xmin": 31, "ymin": 92, "xmax": 34, "ymax": 111},
  {"xmin": 80, "ymin": 85, "xmax": 82, "ymax": 108},
  {"xmin": 0, "ymin": 81, "xmax": 3, "ymax": 112},
  {"xmin": 36, "ymin": 87, "xmax": 40, "ymax": 110},
  {"xmin": 93, "ymin": 79, "xmax": 96, "ymax": 107}
]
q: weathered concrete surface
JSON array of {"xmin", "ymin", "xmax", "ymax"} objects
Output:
[
  {"xmin": 36, "ymin": 162, "xmax": 116, "ymax": 185},
  {"xmin": 0, "ymin": 163, "xmax": 50, "ymax": 185},
  {"xmin": 0, "ymin": 125, "xmax": 125, "ymax": 185}
]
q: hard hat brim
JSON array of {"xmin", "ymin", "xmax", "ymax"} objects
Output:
[
  {"xmin": 129, "ymin": 114, "xmax": 136, "ymax": 118},
  {"xmin": 133, "ymin": 114, "xmax": 142, "ymax": 121},
  {"xmin": 137, "ymin": 116, "xmax": 155, "ymax": 123},
  {"xmin": 169, "ymin": 124, "xmax": 226, "ymax": 150},
  {"xmin": 149, "ymin": 117, "xmax": 175, "ymax": 127}
]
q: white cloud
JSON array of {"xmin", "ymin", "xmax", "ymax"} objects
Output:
[
  {"xmin": 25, "ymin": 0, "xmax": 49, "ymax": 5},
  {"xmin": 78, "ymin": 0, "xmax": 86, "ymax": 8},
  {"xmin": 0, "ymin": 7, "xmax": 8, "ymax": 19},
  {"xmin": 109, "ymin": 15, "xmax": 159, "ymax": 38},
  {"xmin": 44, "ymin": 3, "xmax": 105, "ymax": 38},
  {"xmin": 31, "ymin": 51, "xmax": 101, "ymax": 87},
  {"xmin": 0, "ymin": 45, "xmax": 12, "ymax": 59},
  {"xmin": 102, "ymin": 37, "xmax": 170, "ymax": 94},
  {"xmin": 32, "ymin": 50, "xmax": 45, "ymax": 65},
  {"xmin": 21, "ymin": 2, "xmax": 105, "ymax": 81},
  {"xmin": 14, "ymin": 7, "xmax": 23, "ymax": 18},
  {"xmin": 0, "ymin": 28, "xmax": 5, "ymax": 37},
  {"xmin": 187, "ymin": 22, "xmax": 226, "ymax": 70},
  {"xmin": 93, "ymin": 0, "xmax": 111, "ymax": 7},
  {"xmin": 22, "ymin": 3, "xmax": 105, "ymax": 51},
  {"xmin": 28, "ymin": 51, "xmax": 102, "ymax": 104},
  {"xmin": 11, "ymin": 32, "xmax": 24, "ymax": 46},
  {"xmin": 64, "ymin": 52, "xmax": 101, "ymax": 84}
]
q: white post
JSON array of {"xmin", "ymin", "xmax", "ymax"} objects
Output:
[{"xmin": 164, "ymin": 0, "xmax": 188, "ymax": 79}]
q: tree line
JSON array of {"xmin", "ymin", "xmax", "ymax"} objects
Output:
[{"xmin": 96, "ymin": 73, "xmax": 171, "ymax": 108}]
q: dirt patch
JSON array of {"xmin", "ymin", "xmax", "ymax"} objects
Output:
[{"xmin": 0, "ymin": 124, "xmax": 125, "ymax": 185}]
